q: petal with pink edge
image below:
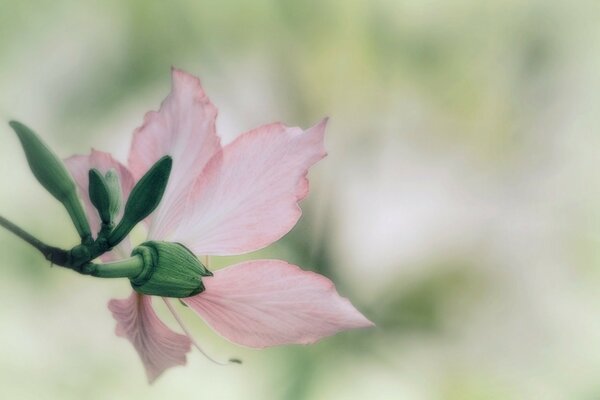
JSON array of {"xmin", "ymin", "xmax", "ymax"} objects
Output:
[
  {"xmin": 65, "ymin": 149, "xmax": 135, "ymax": 259},
  {"xmin": 128, "ymin": 68, "xmax": 221, "ymax": 240},
  {"xmin": 108, "ymin": 292, "xmax": 191, "ymax": 383},
  {"xmin": 173, "ymin": 119, "xmax": 328, "ymax": 255},
  {"xmin": 183, "ymin": 260, "xmax": 373, "ymax": 348}
]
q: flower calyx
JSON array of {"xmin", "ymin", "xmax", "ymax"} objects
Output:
[{"xmin": 129, "ymin": 241, "xmax": 212, "ymax": 298}]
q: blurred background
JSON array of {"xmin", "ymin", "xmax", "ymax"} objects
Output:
[{"xmin": 1, "ymin": 0, "xmax": 600, "ymax": 398}]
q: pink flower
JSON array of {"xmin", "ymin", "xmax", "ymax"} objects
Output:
[{"xmin": 65, "ymin": 68, "xmax": 373, "ymax": 383}]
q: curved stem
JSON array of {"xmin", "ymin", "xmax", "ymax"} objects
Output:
[
  {"xmin": 0, "ymin": 215, "xmax": 49, "ymax": 253},
  {"xmin": 0, "ymin": 215, "xmax": 69, "ymax": 265},
  {"xmin": 87, "ymin": 254, "xmax": 144, "ymax": 279}
]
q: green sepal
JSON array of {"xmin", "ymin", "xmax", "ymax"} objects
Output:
[
  {"xmin": 108, "ymin": 156, "xmax": 172, "ymax": 247},
  {"xmin": 88, "ymin": 169, "xmax": 112, "ymax": 225},
  {"xmin": 9, "ymin": 121, "xmax": 92, "ymax": 242},
  {"xmin": 130, "ymin": 241, "xmax": 212, "ymax": 298}
]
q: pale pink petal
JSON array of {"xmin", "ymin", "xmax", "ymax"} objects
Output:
[
  {"xmin": 128, "ymin": 68, "xmax": 221, "ymax": 240},
  {"xmin": 183, "ymin": 260, "xmax": 373, "ymax": 348},
  {"xmin": 65, "ymin": 149, "xmax": 135, "ymax": 259},
  {"xmin": 108, "ymin": 292, "xmax": 191, "ymax": 383},
  {"xmin": 173, "ymin": 119, "xmax": 328, "ymax": 255}
]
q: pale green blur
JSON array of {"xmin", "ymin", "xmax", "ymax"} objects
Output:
[{"xmin": 1, "ymin": 0, "xmax": 600, "ymax": 399}]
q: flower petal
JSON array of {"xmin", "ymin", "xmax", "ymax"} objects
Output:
[
  {"xmin": 108, "ymin": 292, "xmax": 191, "ymax": 383},
  {"xmin": 128, "ymin": 68, "xmax": 221, "ymax": 240},
  {"xmin": 173, "ymin": 119, "xmax": 328, "ymax": 255},
  {"xmin": 183, "ymin": 260, "xmax": 373, "ymax": 348},
  {"xmin": 65, "ymin": 149, "xmax": 135, "ymax": 259}
]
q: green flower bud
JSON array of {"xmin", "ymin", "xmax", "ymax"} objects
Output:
[
  {"xmin": 108, "ymin": 156, "xmax": 172, "ymax": 247},
  {"xmin": 9, "ymin": 121, "xmax": 91, "ymax": 242},
  {"xmin": 104, "ymin": 169, "xmax": 122, "ymax": 222},
  {"xmin": 88, "ymin": 169, "xmax": 112, "ymax": 225},
  {"xmin": 130, "ymin": 241, "xmax": 212, "ymax": 298}
]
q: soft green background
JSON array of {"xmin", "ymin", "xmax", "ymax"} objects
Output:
[{"xmin": 2, "ymin": 0, "xmax": 600, "ymax": 399}]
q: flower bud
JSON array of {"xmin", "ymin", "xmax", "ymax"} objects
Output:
[
  {"xmin": 10, "ymin": 121, "xmax": 91, "ymax": 241},
  {"xmin": 88, "ymin": 168, "xmax": 122, "ymax": 227},
  {"xmin": 130, "ymin": 241, "xmax": 212, "ymax": 298},
  {"xmin": 108, "ymin": 156, "xmax": 172, "ymax": 247},
  {"xmin": 104, "ymin": 169, "xmax": 122, "ymax": 221},
  {"xmin": 88, "ymin": 169, "xmax": 112, "ymax": 225}
]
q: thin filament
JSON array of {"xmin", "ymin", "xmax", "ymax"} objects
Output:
[{"xmin": 162, "ymin": 297, "xmax": 239, "ymax": 365}]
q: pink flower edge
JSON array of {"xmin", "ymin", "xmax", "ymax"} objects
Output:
[
  {"xmin": 108, "ymin": 292, "xmax": 192, "ymax": 383},
  {"xmin": 183, "ymin": 260, "xmax": 374, "ymax": 348}
]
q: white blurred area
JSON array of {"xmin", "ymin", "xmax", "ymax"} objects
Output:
[{"xmin": 2, "ymin": 0, "xmax": 600, "ymax": 399}]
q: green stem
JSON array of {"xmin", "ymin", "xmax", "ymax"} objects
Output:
[
  {"xmin": 0, "ymin": 214, "xmax": 139, "ymax": 279},
  {"xmin": 0, "ymin": 215, "xmax": 69, "ymax": 265},
  {"xmin": 64, "ymin": 194, "xmax": 92, "ymax": 244},
  {"xmin": 107, "ymin": 219, "xmax": 132, "ymax": 248},
  {"xmin": 87, "ymin": 254, "xmax": 144, "ymax": 279}
]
